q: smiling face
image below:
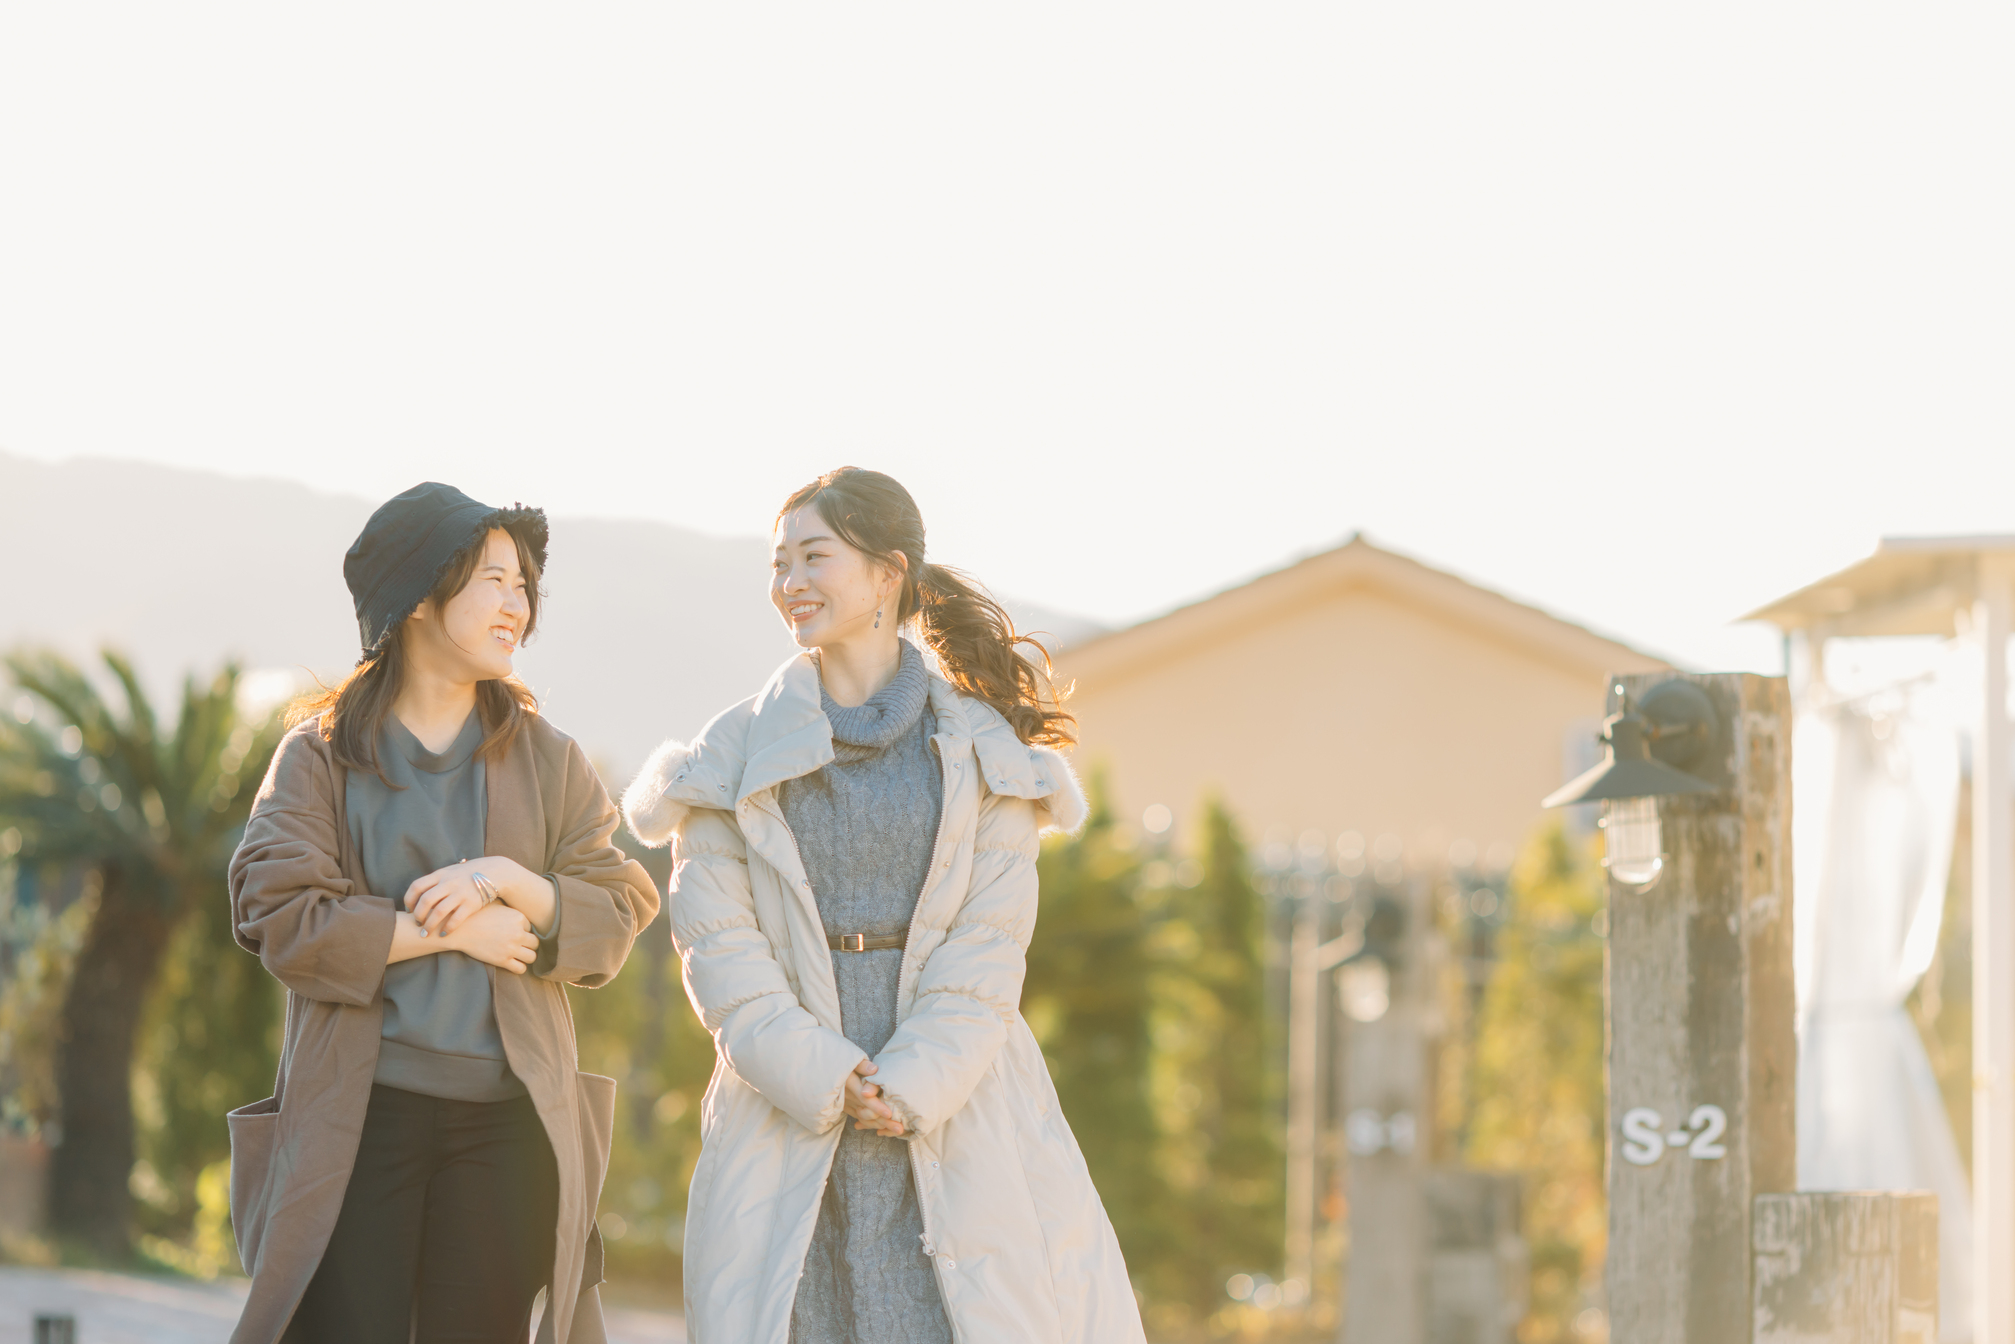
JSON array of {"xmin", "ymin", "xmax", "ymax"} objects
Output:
[
  {"xmin": 406, "ymin": 528, "xmax": 532, "ymax": 681},
  {"xmin": 771, "ymin": 505, "xmax": 902, "ymax": 651}
]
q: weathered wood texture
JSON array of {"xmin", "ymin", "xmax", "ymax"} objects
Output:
[
  {"xmin": 1753, "ymin": 1192, "xmax": 1938, "ymax": 1344},
  {"xmin": 1607, "ymin": 673, "xmax": 1796, "ymax": 1344}
]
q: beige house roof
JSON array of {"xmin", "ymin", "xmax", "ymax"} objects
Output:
[
  {"xmin": 1054, "ymin": 535, "xmax": 1669, "ymax": 860},
  {"xmin": 1064, "ymin": 534, "xmax": 1667, "ymax": 687}
]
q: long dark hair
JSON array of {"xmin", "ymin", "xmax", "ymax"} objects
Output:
[
  {"xmin": 779, "ymin": 467, "xmax": 1075, "ymax": 747},
  {"xmin": 288, "ymin": 528, "xmax": 543, "ymax": 781}
]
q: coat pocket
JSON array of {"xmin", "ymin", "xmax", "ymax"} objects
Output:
[{"xmin": 226, "ymin": 1095, "xmax": 282, "ymax": 1273}]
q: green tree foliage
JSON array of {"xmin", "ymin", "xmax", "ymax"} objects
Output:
[
  {"xmin": 0, "ymin": 865, "xmax": 97, "ymax": 1156},
  {"xmin": 1024, "ymin": 783, "xmax": 1281, "ymax": 1333},
  {"xmin": 129, "ymin": 867, "xmax": 285, "ymax": 1273},
  {"xmin": 1141, "ymin": 800, "xmax": 1281, "ymax": 1317},
  {"xmin": 1463, "ymin": 823, "xmax": 1607, "ymax": 1343},
  {"xmin": 567, "ymin": 833, "xmax": 716, "ymax": 1292},
  {"xmin": 0, "ymin": 650, "xmax": 282, "ymax": 1261},
  {"xmin": 1024, "ymin": 783, "xmax": 1165, "ymax": 1274}
]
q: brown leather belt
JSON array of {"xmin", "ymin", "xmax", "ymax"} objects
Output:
[{"xmin": 827, "ymin": 933, "xmax": 905, "ymax": 952}]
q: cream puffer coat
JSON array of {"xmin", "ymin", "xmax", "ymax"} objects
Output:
[{"xmin": 622, "ymin": 653, "xmax": 1145, "ymax": 1344}]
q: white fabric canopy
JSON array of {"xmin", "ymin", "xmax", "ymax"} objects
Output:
[{"xmin": 1795, "ymin": 678, "xmax": 1972, "ymax": 1340}]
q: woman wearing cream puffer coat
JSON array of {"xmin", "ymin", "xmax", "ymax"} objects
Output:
[{"xmin": 622, "ymin": 468, "xmax": 1144, "ymax": 1344}]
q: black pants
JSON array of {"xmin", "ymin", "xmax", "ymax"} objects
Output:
[{"xmin": 286, "ymin": 1084, "xmax": 560, "ymax": 1344}]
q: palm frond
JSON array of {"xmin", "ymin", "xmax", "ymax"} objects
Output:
[{"xmin": 2, "ymin": 648, "xmax": 282, "ymax": 911}]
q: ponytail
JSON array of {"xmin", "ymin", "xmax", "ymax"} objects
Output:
[
  {"xmin": 915, "ymin": 562, "xmax": 1076, "ymax": 747},
  {"xmin": 778, "ymin": 467, "xmax": 1077, "ymax": 747}
]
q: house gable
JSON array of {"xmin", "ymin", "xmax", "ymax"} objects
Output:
[
  {"xmin": 1062, "ymin": 535, "xmax": 1667, "ymax": 689},
  {"xmin": 1053, "ymin": 537, "xmax": 1667, "ymax": 854}
]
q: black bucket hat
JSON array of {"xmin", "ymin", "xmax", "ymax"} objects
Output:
[{"xmin": 344, "ymin": 482, "xmax": 549, "ymax": 654}]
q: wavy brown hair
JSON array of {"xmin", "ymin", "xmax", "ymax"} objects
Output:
[
  {"xmin": 288, "ymin": 527, "xmax": 543, "ymax": 782},
  {"xmin": 778, "ymin": 467, "xmax": 1075, "ymax": 747}
]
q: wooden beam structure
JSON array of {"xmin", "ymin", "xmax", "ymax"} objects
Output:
[
  {"xmin": 1977, "ymin": 556, "xmax": 2015, "ymax": 1344},
  {"xmin": 1605, "ymin": 672, "xmax": 1796, "ymax": 1343},
  {"xmin": 1747, "ymin": 534, "xmax": 2015, "ymax": 1344}
]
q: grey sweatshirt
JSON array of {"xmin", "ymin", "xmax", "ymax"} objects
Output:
[{"xmin": 348, "ymin": 710, "xmax": 524, "ymax": 1102}]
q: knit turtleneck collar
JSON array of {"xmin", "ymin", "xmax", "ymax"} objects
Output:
[{"xmin": 820, "ymin": 641, "xmax": 930, "ymax": 762}]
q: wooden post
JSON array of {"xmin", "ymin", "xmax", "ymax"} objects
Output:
[
  {"xmin": 1339, "ymin": 1002, "xmax": 1428, "ymax": 1341},
  {"xmin": 1424, "ymin": 1170, "xmax": 1526, "ymax": 1344},
  {"xmin": 1341, "ymin": 876, "xmax": 1435, "ymax": 1343},
  {"xmin": 1606, "ymin": 672, "xmax": 1795, "ymax": 1344},
  {"xmin": 1753, "ymin": 1193, "xmax": 1937, "ymax": 1344},
  {"xmin": 1976, "ymin": 556, "xmax": 2015, "ymax": 1344}
]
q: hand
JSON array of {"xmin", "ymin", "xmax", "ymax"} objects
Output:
[
  {"xmin": 442, "ymin": 900, "xmax": 539, "ymax": 974},
  {"xmin": 409, "ymin": 857, "xmax": 547, "ymax": 939},
  {"xmin": 843, "ymin": 1059, "xmax": 905, "ymax": 1138}
]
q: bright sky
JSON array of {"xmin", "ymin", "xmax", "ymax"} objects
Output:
[{"xmin": 3, "ymin": 5, "xmax": 2009, "ymax": 672}]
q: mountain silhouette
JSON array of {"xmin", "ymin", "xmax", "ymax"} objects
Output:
[{"xmin": 0, "ymin": 452, "xmax": 1102, "ymax": 779}]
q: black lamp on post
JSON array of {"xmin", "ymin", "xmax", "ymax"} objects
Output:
[{"xmin": 1543, "ymin": 679, "xmax": 1721, "ymax": 890}]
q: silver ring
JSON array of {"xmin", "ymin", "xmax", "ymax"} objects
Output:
[{"xmin": 472, "ymin": 871, "xmax": 498, "ymax": 906}]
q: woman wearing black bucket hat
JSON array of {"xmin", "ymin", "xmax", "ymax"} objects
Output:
[{"xmin": 224, "ymin": 483, "xmax": 658, "ymax": 1344}]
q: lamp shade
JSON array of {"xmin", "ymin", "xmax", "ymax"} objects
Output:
[{"xmin": 1543, "ymin": 714, "xmax": 1718, "ymax": 808}]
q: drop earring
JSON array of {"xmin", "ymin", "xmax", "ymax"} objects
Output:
[{"xmin": 874, "ymin": 608, "xmax": 883, "ymax": 629}]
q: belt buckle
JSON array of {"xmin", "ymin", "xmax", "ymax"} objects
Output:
[{"xmin": 839, "ymin": 933, "xmax": 866, "ymax": 953}]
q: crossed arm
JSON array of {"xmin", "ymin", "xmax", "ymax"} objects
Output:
[
  {"xmin": 395, "ymin": 857, "xmax": 556, "ymax": 971},
  {"xmin": 232, "ymin": 733, "xmax": 655, "ymax": 1000},
  {"xmin": 388, "ymin": 886, "xmax": 541, "ymax": 972}
]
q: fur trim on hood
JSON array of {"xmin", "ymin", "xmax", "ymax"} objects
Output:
[
  {"xmin": 1026, "ymin": 744, "xmax": 1088, "ymax": 836},
  {"xmin": 621, "ymin": 732, "xmax": 1089, "ymax": 849},
  {"xmin": 621, "ymin": 736, "xmax": 695, "ymax": 848}
]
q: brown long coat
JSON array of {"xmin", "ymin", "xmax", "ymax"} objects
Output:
[{"xmin": 225, "ymin": 713, "xmax": 659, "ymax": 1344}]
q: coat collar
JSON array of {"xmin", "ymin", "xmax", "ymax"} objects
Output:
[
  {"xmin": 737, "ymin": 649, "xmax": 996, "ymax": 808},
  {"xmin": 736, "ymin": 653, "xmax": 837, "ymax": 807},
  {"xmin": 621, "ymin": 647, "xmax": 1089, "ymax": 845}
]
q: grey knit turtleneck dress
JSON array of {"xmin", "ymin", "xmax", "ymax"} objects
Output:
[{"xmin": 780, "ymin": 642, "xmax": 953, "ymax": 1344}]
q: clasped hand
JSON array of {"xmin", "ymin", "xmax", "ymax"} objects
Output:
[
  {"xmin": 408, "ymin": 856, "xmax": 551, "ymax": 939},
  {"xmin": 427, "ymin": 901, "xmax": 539, "ymax": 974},
  {"xmin": 844, "ymin": 1059, "xmax": 906, "ymax": 1138},
  {"xmin": 400, "ymin": 857, "xmax": 554, "ymax": 975}
]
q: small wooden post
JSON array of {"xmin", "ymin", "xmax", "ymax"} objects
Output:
[
  {"xmin": 1340, "ymin": 875, "xmax": 1526, "ymax": 1342},
  {"xmin": 1753, "ymin": 1193, "xmax": 1938, "ymax": 1344},
  {"xmin": 1424, "ymin": 1170, "xmax": 1526, "ymax": 1344},
  {"xmin": 1606, "ymin": 672, "xmax": 1796, "ymax": 1344},
  {"xmin": 1341, "ymin": 877, "xmax": 1434, "ymax": 1344}
]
